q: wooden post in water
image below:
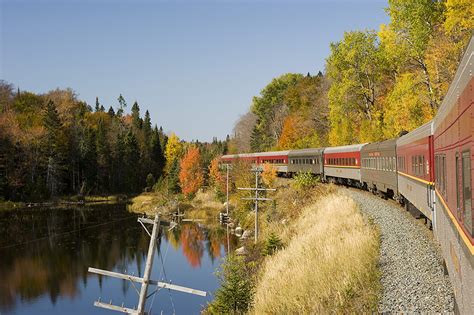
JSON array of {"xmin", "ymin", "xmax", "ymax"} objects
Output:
[
  {"xmin": 88, "ymin": 213, "xmax": 206, "ymax": 314},
  {"xmin": 136, "ymin": 214, "xmax": 160, "ymax": 314}
]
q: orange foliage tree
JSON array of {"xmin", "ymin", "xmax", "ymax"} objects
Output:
[
  {"xmin": 278, "ymin": 114, "xmax": 320, "ymax": 149},
  {"xmin": 179, "ymin": 147, "xmax": 204, "ymax": 198},
  {"xmin": 209, "ymin": 157, "xmax": 226, "ymax": 195}
]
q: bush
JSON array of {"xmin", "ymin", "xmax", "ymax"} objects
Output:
[
  {"xmin": 206, "ymin": 255, "xmax": 255, "ymax": 314},
  {"xmin": 146, "ymin": 173, "xmax": 155, "ymax": 189},
  {"xmin": 292, "ymin": 171, "xmax": 318, "ymax": 190},
  {"xmin": 262, "ymin": 232, "xmax": 283, "ymax": 256}
]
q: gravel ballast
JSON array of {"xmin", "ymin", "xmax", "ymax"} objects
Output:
[{"xmin": 342, "ymin": 188, "xmax": 454, "ymax": 313}]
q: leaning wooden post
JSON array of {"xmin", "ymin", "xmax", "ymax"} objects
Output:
[{"xmin": 137, "ymin": 214, "xmax": 160, "ymax": 314}]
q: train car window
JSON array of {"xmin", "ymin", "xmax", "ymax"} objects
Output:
[
  {"xmin": 442, "ymin": 156, "xmax": 447, "ymax": 197},
  {"xmin": 421, "ymin": 156, "xmax": 424, "ymax": 176},
  {"xmin": 421, "ymin": 156, "xmax": 425, "ymax": 176},
  {"xmin": 417, "ymin": 156, "xmax": 421, "ymax": 175},
  {"xmin": 456, "ymin": 153, "xmax": 460, "ymax": 217},
  {"xmin": 462, "ymin": 150, "xmax": 472, "ymax": 236}
]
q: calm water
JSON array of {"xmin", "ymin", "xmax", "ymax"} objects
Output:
[{"xmin": 0, "ymin": 203, "xmax": 235, "ymax": 315}]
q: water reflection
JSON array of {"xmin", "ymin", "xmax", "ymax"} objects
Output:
[{"xmin": 0, "ymin": 204, "xmax": 237, "ymax": 314}]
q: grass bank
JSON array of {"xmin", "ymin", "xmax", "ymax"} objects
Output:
[
  {"xmin": 252, "ymin": 193, "xmax": 380, "ymax": 313},
  {"xmin": 207, "ymin": 176, "xmax": 380, "ymax": 314},
  {"xmin": 128, "ymin": 189, "xmax": 224, "ymax": 219}
]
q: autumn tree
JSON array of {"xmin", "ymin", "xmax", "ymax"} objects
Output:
[
  {"xmin": 179, "ymin": 147, "xmax": 204, "ymax": 198},
  {"xmin": 209, "ymin": 157, "xmax": 226, "ymax": 196},
  {"xmin": 165, "ymin": 132, "xmax": 183, "ymax": 172},
  {"xmin": 261, "ymin": 163, "xmax": 277, "ymax": 187},
  {"xmin": 326, "ymin": 30, "xmax": 387, "ymax": 145},
  {"xmin": 231, "ymin": 112, "xmax": 257, "ymax": 153},
  {"xmin": 250, "ymin": 73, "xmax": 303, "ymax": 151}
]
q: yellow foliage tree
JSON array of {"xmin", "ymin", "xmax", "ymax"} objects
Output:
[
  {"xmin": 165, "ymin": 132, "xmax": 183, "ymax": 172},
  {"xmin": 383, "ymin": 72, "xmax": 433, "ymax": 138},
  {"xmin": 261, "ymin": 163, "xmax": 277, "ymax": 187},
  {"xmin": 444, "ymin": 0, "xmax": 474, "ymax": 37}
]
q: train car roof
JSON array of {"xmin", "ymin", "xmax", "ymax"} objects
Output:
[
  {"xmin": 361, "ymin": 138, "xmax": 397, "ymax": 152},
  {"xmin": 396, "ymin": 121, "xmax": 433, "ymax": 146},
  {"xmin": 221, "ymin": 153, "xmax": 255, "ymax": 159},
  {"xmin": 221, "ymin": 150, "xmax": 289, "ymax": 159},
  {"xmin": 323, "ymin": 143, "xmax": 367, "ymax": 154},
  {"xmin": 288, "ymin": 148, "xmax": 324, "ymax": 156},
  {"xmin": 252, "ymin": 150, "xmax": 289, "ymax": 157},
  {"xmin": 434, "ymin": 34, "xmax": 474, "ymax": 131}
]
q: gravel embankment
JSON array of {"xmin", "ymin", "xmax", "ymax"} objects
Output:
[{"xmin": 342, "ymin": 188, "xmax": 454, "ymax": 313}]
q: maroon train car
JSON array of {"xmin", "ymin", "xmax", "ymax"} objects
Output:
[
  {"xmin": 221, "ymin": 150, "xmax": 289, "ymax": 173},
  {"xmin": 433, "ymin": 36, "xmax": 473, "ymax": 313},
  {"xmin": 323, "ymin": 144, "xmax": 366, "ymax": 187},
  {"xmin": 396, "ymin": 122, "xmax": 435, "ymax": 222}
]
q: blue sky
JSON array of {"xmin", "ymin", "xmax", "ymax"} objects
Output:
[{"xmin": 1, "ymin": 0, "xmax": 389, "ymax": 141}]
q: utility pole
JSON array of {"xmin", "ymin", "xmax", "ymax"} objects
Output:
[
  {"xmin": 238, "ymin": 170, "xmax": 276, "ymax": 244},
  {"xmin": 88, "ymin": 214, "xmax": 206, "ymax": 315}
]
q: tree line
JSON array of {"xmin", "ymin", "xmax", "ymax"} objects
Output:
[
  {"xmin": 229, "ymin": 0, "xmax": 473, "ymax": 152},
  {"xmin": 0, "ymin": 86, "xmax": 166, "ymax": 200},
  {"xmin": 0, "ymin": 85, "xmax": 228, "ymax": 201}
]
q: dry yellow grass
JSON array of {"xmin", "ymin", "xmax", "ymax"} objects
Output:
[
  {"xmin": 128, "ymin": 193, "xmax": 171, "ymax": 214},
  {"xmin": 252, "ymin": 193, "xmax": 380, "ymax": 314},
  {"xmin": 191, "ymin": 189, "xmax": 223, "ymax": 210}
]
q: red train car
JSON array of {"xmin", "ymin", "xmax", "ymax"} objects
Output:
[
  {"xmin": 221, "ymin": 151, "xmax": 289, "ymax": 173},
  {"xmin": 433, "ymin": 37, "xmax": 473, "ymax": 314},
  {"xmin": 396, "ymin": 122, "xmax": 435, "ymax": 222},
  {"xmin": 323, "ymin": 144, "xmax": 366, "ymax": 187}
]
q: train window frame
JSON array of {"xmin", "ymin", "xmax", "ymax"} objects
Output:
[
  {"xmin": 421, "ymin": 155, "xmax": 425, "ymax": 176},
  {"xmin": 461, "ymin": 150, "xmax": 472, "ymax": 236},
  {"xmin": 456, "ymin": 152, "xmax": 460, "ymax": 218}
]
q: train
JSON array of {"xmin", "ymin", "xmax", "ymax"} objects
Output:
[{"xmin": 221, "ymin": 36, "xmax": 473, "ymax": 313}]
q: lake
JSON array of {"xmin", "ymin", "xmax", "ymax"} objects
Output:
[{"xmin": 0, "ymin": 203, "xmax": 234, "ymax": 315}]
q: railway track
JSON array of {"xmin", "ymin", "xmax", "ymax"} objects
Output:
[{"xmin": 342, "ymin": 187, "xmax": 454, "ymax": 313}]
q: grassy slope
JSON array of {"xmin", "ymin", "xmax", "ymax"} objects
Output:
[{"xmin": 252, "ymin": 191, "xmax": 380, "ymax": 314}]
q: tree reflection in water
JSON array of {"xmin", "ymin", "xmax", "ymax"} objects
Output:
[{"xmin": 0, "ymin": 204, "xmax": 237, "ymax": 314}]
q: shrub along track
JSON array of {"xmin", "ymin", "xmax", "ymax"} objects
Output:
[{"xmin": 342, "ymin": 187, "xmax": 454, "ymax": 313}]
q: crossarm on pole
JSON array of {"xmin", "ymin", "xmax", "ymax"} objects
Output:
[{"xmin": 88, "ymin": 267, "xmax": 207, "ymax": 297}]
